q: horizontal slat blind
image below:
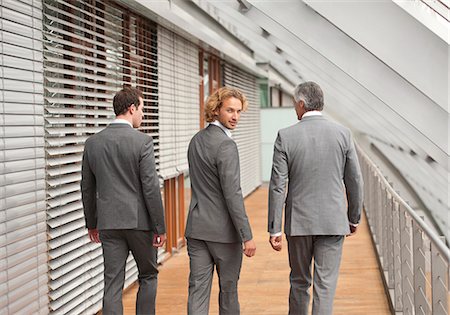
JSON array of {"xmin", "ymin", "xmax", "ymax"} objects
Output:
[
  {"xmin": 0, "ymin": 0, "xmax": 49, "ymax": 314},
  {"xmin": 173, "ymin": 31, "xmax": 200, "ymax": 173},
  {"xmin": 158, "ymin": 27, "xmax": 177, "ymax": 179},
  {"xmin": 223, "ymin": 63, "xmax": 261, "ymax": 197},
  {"xmin": 43, "ymin": 0, "xmax": 158, "ymax": 313},
  {"xmin": 158, "ymin": 26, "xmax": 199, "ymax": 178}
]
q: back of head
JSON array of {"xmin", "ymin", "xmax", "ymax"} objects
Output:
[
  {"xmin": 204, "ymin": 86, "xmax": 248, "ymax": 122},
  {"xmin": 294, "ymin": 81, "xmax": 324, "ymax": 111},
  {"xmin": 113, "ymin": 87, "xmax": 143, "ymax": 116}
]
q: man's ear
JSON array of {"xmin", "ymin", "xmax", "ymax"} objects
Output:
[
  {"xmin": 129, "ymin": 104, "xmax": 136, "ymax": 114},
  {"xmin": 213, "ymin": 108, "xmax": 219, "ymax": 117},
  {"xmin": 298, "ymin": 100, "xmax": 305, "ymax": 110}
]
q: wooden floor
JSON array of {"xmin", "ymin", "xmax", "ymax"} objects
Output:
[{"xmin": 121, "ymin": 187, "xmax": 390, "ymax": 314}]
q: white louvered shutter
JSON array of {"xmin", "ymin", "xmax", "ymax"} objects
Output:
[
  {"xmin": 0, "ymin": 0, "xmax": 49, "ymax": 314},
  {"xmin": 174, "ymin": 31, "xmax": 199, "ymax": 173},
  {"xmin": 223, "ymin": 63, "xmax": 261, "ymax": 197},
  {"xmin": 158, "ymin": 26, "xmax": 199, "ymax": 177},
  {"xmin": 157, "ymin": 27, "xmax": 177, "ymax": 179},
  {"xmin": 43, "ymin": 1, "xmax": 159, "ymax": 313}
]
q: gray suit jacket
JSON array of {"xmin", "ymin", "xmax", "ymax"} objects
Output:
[
  {"xmin": 81, "ymin": 123, "xmax": 165, "ymax": 233},
  {"xmin": 268, "ymin": 115, "xmax": 363, "ymax": 236},
  {"xmin": 185, "ymin": 124, "xmax": 253, "ymax": 243}
]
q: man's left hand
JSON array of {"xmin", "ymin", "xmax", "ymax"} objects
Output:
[{"xmin": 243, "ymin": 239, "xmax": 256, "ymax": 257}]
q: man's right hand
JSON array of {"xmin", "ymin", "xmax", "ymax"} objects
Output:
[
  {"xmin": 153, "ymin": 233, "xmax": 166, "ymax": 247},
  {"xmin": 243, "ymin": 239, "xmax": 256, "ymax": 257},
  {"xmin": 269, "ymin": 235, "xmax": 282, "ymax": 251},
  {"xmin": 347, "ymin": 225, "xmax": 358, "ymax": 237}
]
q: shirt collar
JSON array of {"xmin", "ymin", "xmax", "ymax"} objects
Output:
[
  {"xmin": 111, "ymin": 118, "xmax": 133, "ymax": 128},
  {"xmin": 210, "ymin": 120, "xmax": 232, "ymax": 138},
  {"xmin": 302, "ymin": 111, "xmax": 323, "ymax": 118}
]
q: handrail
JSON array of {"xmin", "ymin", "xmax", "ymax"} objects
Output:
[
  {"xmin": 356, "ymin": 144, "xmax": 449, "ymax": 314},
  {"xmin": 357, "ymin": 145, "xmax": 450, "ymax": 262}
]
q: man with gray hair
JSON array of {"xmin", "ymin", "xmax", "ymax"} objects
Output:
[{"xmin": 268, "ymin": 81, "xmax": 363, "ymax": 315}]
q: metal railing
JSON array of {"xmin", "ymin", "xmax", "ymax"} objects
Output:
[{"xmin": 357, "ymin": 146, "xmax": 449, "ymax": 315}]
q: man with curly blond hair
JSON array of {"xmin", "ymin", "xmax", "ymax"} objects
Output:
[{"xmin": 185, "ymin": 86, "xmax": 256, "ymax": 315}]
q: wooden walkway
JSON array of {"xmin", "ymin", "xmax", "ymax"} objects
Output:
[{"xmin": 121, "ymin": 187, "xmax": 390, "ymax": 314}]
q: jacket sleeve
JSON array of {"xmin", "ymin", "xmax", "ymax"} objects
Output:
[
  {"xmin": 216, "ymin": 140, "xmax": 253, "ymax": 242},
  {"xmin": 268, "ymin": 132, "xmax": 288, "ymax": 235},
  {"xmin": 139, "ymin": 137, "xmax": 166, "ymax": 234},
  {"xmin": 81, "ymin": 143, "xmax": 97, "ymax": 229},
  {"xmin": 344, "ymin": 134, "xmax": 364, "ymax": 225}
]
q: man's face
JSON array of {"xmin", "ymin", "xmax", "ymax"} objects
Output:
[
  {"xmin": 215, "ymin": 97, "xmax": 242, "ymax": 130},
  {"xmin": 132, "ymin": 97, "xmax": 144, "ymax": 128}
]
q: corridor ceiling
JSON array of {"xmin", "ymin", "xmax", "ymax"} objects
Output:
[{"xmin": 128, "ymin": 0, "xmax": 449, "ymax": 238}]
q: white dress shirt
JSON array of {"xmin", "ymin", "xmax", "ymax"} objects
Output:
[
  {"xmin": 111, "ymin": 118, "xmax": 133, "ymax": 128},
  {"xmin": 302, "ymin": 110, "xmax": 322, "ymax": 118}
]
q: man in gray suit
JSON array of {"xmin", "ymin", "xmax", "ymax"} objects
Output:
[
  {"xmin": 268, "ymin": 82, "xmax": 363, "ymax": 315},
  {"xmin": 81, "ymin": 87, "xmax": 166, "ymax": 315},
  {"xmin": 185, "ymin": 86, "xmax": 256, "ymax": 315}
]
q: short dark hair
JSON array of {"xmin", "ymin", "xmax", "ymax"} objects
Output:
[
  {"xmin": 113, "ymin": 87, "xmax": 143, "ymax": 116},
  {"xmin": 294, "ymin": 81, "xmax": 324, "ymax": 111}
]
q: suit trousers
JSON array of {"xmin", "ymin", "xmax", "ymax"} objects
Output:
[
  {"xmin": 287, "ymin": 235, "xmax": 344, "ymax": 315},
  {"xmin": 187, "ymin": 238, "xmax": 243, "ymax": 315},
  {"xmin": 99, "ymin": 230, "xmax": 159, "ymax": 315}
]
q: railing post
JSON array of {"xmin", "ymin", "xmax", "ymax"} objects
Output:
[
  {"xmin": 431, "ymin": 243, "xmax": 449, "ymax": 315},
  {"xmin": 374, "ymin": 175, "xmax": 381, "ymax": 246},
  {"xmin": 381, "ymin": 187, "xmax": 388, "ymax": 271},
  {"xmin": 366, "ymin": 167, "xmax": 373, "ymax": 226},
  {"xmin": 393, "ymin": 200, "xmax": 403, "ymax": 311},
  {"xmin": 387, "ymin": 193, "xmax": 394, "ymax": 289},
  {"xmin": 376, "ymin": 179, "xmax": 383, "ymax": 253},
  {"xmin": 413, "ymin": 220, "xmax": 430, "ymax": 315},
  {"xmin": 400, "ymin": 204, "xmax": 414, "ymax": 314},
  {"xmin": 371, "ymin": 173, "xmax": 376, "ymax": 238}
]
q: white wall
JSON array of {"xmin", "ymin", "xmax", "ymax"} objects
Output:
[{"xmin": 260, "ymin": 108, "xmax": 298, "ymax": 181}]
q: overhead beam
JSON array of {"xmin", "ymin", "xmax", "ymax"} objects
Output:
[
  {"xmin": 304, "ymin": 0, "xmax": 447, "ymax": 109},
  {"xmin": 246, "ymin": 0, "xmax": 448, "ymax": 169}
]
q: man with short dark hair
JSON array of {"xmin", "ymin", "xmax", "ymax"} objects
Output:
[
  {"xmin": 81, "ymin": 87, "xmax": 166, "ymax": 315},
  {"xmin": 268, "ymin": 81, "xmax": 363, "ymax": 315}
]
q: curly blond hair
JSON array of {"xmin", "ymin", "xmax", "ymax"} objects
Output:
[{"xmin": 204, "ymin": 86, "xmax": 248, "ymax": 123}]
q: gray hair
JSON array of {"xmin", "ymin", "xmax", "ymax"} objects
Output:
[{"xmin": 293, "ymin": 81, "xmax": 324, "ymax": 111}]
